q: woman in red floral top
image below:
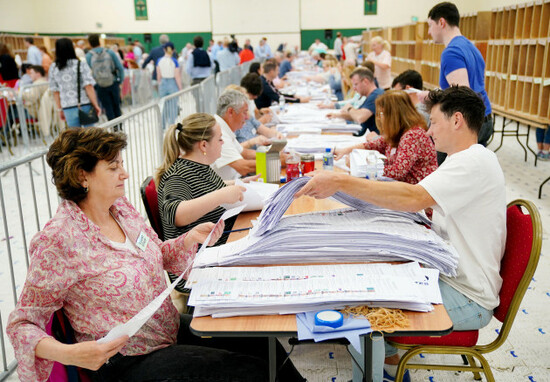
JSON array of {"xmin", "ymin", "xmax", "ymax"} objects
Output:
[
  {"xmin": 7, "ymin": 128, "xmax": 304, "ymax": 382},
  {"xmin": 336, "ymin": 90, "xmax": 437, "ymax": 184}
]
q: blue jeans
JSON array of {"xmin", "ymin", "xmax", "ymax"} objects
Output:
[
  {"xmin": 96, "ymin": 83, "xmax": 122, "ymax": 121},
  {"xmin": 536, "ymin": 127, "xmax": 550, "ymax": 145},
  {"xmin": 63, "ymin": 104, "xmax": 94, "ymax": 128},
  {"xmin": 350, "ymin": 279, "xmax": 493, "ymax": 382},
  {"xmin": 159, "ymin": 78, "xmax": 180, "ymax": 129}
]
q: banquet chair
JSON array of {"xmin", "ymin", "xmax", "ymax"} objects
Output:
[
  {"xmin": 47, "ymin": 310, "xmax": 91, "ymax": 382},
  {"xmin": 140, "ymin": 176, "xmax": 190, "ymax": 309},
  {"xmin": 140, "ymin": 176, "xmax": 164, "ymax": 241},
  {"xmin": 387, "ymin": 199, "xmax": 542, "ymax": 382}
]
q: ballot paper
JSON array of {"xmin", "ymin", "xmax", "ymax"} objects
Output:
[
  {"xmin": 285, "ymin": 134, "xmax": 365, "ymax": 154},
  {"xmin": 221, "ymin": 179, "xmax": 280, "ymax": 212},
  {"xmin": 194, "ymin": 177, "xmax": 459, "ymax": 276},
  {"xmin": 350, "ymin": 149, "xmax": 386, "ymax": 179},
  {"xmin": 195, "ymin": 205, "xmax": 245, "ymax": 257},
  {"xmin": 187, "ymin": 262, "xmax": 439, "ymax": 318},
  {"xmin": 97, "ymin": 270, "xmax": 187, "ymax": 344},
  {"xmin": 96, "ymin": 206, "xmax": 244, "ymax": 344}
]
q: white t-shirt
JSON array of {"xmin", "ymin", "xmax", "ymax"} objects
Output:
[
  {"xmin": 419, "ymin": 144, "xmax": 507, "ymax": 310},
  {"xmin": 366, "ymin": 50, "xmax": 392, "ymax": 89},
  {"xmin": 212, "ymin": 114, "xmax": 243, "ymax": 180}
]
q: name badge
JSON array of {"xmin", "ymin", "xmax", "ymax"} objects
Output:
[{"xmin": 135, "ymin": 231, "xmax": 149, "ymax": 251}]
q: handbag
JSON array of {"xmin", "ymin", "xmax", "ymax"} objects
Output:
[{"xmin": 77, "ymin": 60, "xmax": 99, "ymax": 125}]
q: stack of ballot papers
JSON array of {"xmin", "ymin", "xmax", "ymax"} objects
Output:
[
  {"xmin": 285, "ymin": 134, "xmax": 365, "ymax": 154},
  {"xmin": 186, "ymin": 262, "xmax": 442, "ymax": 317},
  {"xmin": 277, "ymin": 122, "xmax": 362, "ymax": 135},
  {"xmin": 194, "ymin": 177, "xmax": 458, "ymax": 276}
]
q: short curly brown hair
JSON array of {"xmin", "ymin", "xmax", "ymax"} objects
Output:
[{"xmin": 46, "ymin": 128, "xmax": 127, "ymax": 203}]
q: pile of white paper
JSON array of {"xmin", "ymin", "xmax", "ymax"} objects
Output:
[
  {"xmin": 285, "ymin": 134, "xmax": 365, "ymax": 154},
  {"xmin": 220, "ymin": 179, "xmax": 280, "ymax": 212},
  {"xmin": 187, "ymin": 262, "xmax": 442, "ymax": 317},
  {"xmin": 194, "ymin": 177, "xmax": 457, "ymax": 276}
]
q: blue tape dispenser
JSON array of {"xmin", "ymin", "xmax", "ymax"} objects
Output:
[{"xmin": 314, "ymin": 310, "xmax": 344, "ymax": 328}]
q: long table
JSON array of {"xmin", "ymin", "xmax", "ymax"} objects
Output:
[{"xmin": 190, "ymin": 194, "xmax": 453, "ymax": 382}]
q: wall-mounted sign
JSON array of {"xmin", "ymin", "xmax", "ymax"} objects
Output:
[
  {"xmin": 364, "ymin": 0, "xmax": 377, "ymax": 15},
  {"xmin": 135, "ymin": 0, "xmax": 148, "ymax": 20}
]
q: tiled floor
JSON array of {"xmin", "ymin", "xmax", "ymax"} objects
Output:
[{"xmin": 2, "ymin": 119, "xmax": 550, "ymax": 381}]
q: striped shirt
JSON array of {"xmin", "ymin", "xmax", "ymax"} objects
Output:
[{"xmin": 158, "ymin": 158, "xmax": 236, "ymax": 244}]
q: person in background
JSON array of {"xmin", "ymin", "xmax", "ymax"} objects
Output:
[
  {"xmin": 254, "ymin": 38, "xmax": 272, "ymax": 60},
  {"xmin": 19, "ymin": 65, "xmax": 48, "ymax": 121},
  {"xmin": 427, "ymin": 1, "xmax": 493, "ymax": 150},
  {"xmin": 210, "ymin": 40, "xmax": 223, "ymax": 73},
  {"xmin": 7, "ymin": 127, "xmax": 307, "ymax": 382},
  {"xmin": 536, "ymin": 127, "xmax": 550, "ymax": 161},
  {"xmin": 297, "ymin": 85, "xmax": 505, "ymax": 382},
  {"xmin": 335, "ymin": 90, "xmax": 437, "ymax": 185},
  {"xmin": 366, "ymin": 36, "xmax": 392, "ymax": 90},
  {"xmin": 186, "ymin": 36, "xmax": 213, "ymax": 85},
  {"xmin": 306, "ymin": 58, "xmax": 342, "ymax": 101},
  {"xmin": 110, "ymin": 43, "xmax": 124, "ymax": 63},
  {"xmin": 361, "ymin": 60, "xmax": 380, "ymax": 88},
  {"xmin": 0, "ymin": 43, "xmax": 19, "ymax": 88},
  {"xmin": 217, "ymin": 39, "xmax": 240, "ymax": 72},
  {"xmin": 122, "ymin": 46, "xmax": 137, "ymax": 69},
  {"xmin": 157, "ymin": 42, "xmax": 182, "ymax": 128},
  {"xmin": 391, "ymin": 69, "xmax": 430, "ymax": 124},
  {"xmin": 333, "ymin": 32, "xmax": 343, "ymax": 61},
  {"xmin": 212, "ymin": 90, "xmax": 258, "ymax": 180},
  {"xmin": 18, "ymin": 63, "xmax": 33, "ymax": 87},
  {"xmin": 39, "ymin": 46, "xmax": 53, "ymax": 75},
  {"xmin": 132, "ymin": 39, "xmax": 144, "ymax": 66},
  {"xmin": 278, "ymin": 51, "xmax": 294, "ymax": 79},
  {"xmin": 141, "ymin": 34, "xmax": 174, "ymax": 81},
  {"xmin": 228, "ymin": 82, "xmax": 282, "ymax": 147},
  {"xmin": 255, "ymin": 61, "xmax": 308, "ymax": 109},
  {"xmin": 343, "ymin": 37, "xmax": 359, "ymax": 64},
  {"xmin": 24, "ymin": 37, "xmax": 43, "ymax": 66},
  {"xmin": 74, "ymin": 40, "xmax": 86, "ymax": 61},
  {"xmin": 249, "ymin": 62, "xmax": 262, "ymax": 76},
  {"xmin": 327, "ymin": 67, "xmax": 383, "ymax": 136},
  {"xmin": 86, "ymin": 34, "xmax": 125, "ymax": 122},
  {"xmin": 308, "ymin": 38, "xmax": 328, "ymax": 54},
  {"xmin": 239, "ymin": 41, "xmax": 255, "ymax": 64},
  {"xmin": 49, "ymin": 38, "xmax": 101, "ymax": 128}
]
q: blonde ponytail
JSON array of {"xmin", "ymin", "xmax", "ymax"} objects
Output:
[
  {"xmin": 154, "ymin": 113, "xmax": 217, "ymax": 186},
  {"xmin": 155, "ymin": 123, "xmax": 181, "ymax": 186}
]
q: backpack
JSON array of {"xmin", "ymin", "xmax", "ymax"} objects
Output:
[{"xmin": 90, "ymin": 48, "xmax": 116, "ymax": 87}]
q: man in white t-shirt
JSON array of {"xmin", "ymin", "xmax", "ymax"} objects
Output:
[
  {"xmin": 212, "ymin": 90, "xmax": 258, "ymax": 180},
  {"xmin": 296, "ymin": 86, "xmax": 506, "ymax": 381}
]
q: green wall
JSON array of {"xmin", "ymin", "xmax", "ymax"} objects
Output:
[
  {"xmin": 300, "ymin": 28, "xmax": 366, "ymax": 51},
  {"xmin": 114, "ymin": 32, "xmax": 212, "ymax": 52}
]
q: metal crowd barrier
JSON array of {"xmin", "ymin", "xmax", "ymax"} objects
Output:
[
  {"xmin": 1, "ymin": 84, "xmax": 65, "ymax": 159},
  {"xmin": 0, "ymin": 60, "xmax": 252, "ymax": 380},
  {"xmin": 121, "ymin": 69, "xmax": 157, "ymax": 109},
  {"xmin": 199, "ymin": 75, "xmax": 218, "ymax": 115},
  {"xmin": 0, "ymin": 149, "xmax": 59, "ymax": 381},
  {"xmin": 160, "ymin": 85, "xmax": 202, "ymax": 130},
  {"xmin": 97, "ymin": 103, "xmax": 163, "ymax": 219}
]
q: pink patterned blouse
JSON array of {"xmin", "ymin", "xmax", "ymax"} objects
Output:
[
  {"xmin": 7, "ymin": 197, "xmax": 198, "ymax": 382},
  {"xmin": 364, "ymin": 126, "xmax": 437, "ymax": 184}
]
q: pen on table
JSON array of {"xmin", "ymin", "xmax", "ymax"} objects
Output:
[{"xmin": 223, "ymin": 227, "xmax": 252, "ymax": 234}]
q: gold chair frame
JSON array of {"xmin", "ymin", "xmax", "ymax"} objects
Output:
[{"xmin": 388, "ymin": 199, "xmax": 543, "ymax": 382}]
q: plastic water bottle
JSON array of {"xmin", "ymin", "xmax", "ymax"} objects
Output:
[
  {"xmin": 322, "ymin": 148, "xmax": 334, "ymax": 171},
  {"xmin": 279, "ymin": 95, "xmax": 286, "ymax": 112}
]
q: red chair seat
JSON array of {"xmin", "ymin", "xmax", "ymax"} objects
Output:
[{"xmin": 391, "ymin": 330, "xmax": 479, "ymax": 347}]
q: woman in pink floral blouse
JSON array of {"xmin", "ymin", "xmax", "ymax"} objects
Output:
[
  {"xmin": 336, "ymin": 90, "xmax": 437, "ymax": 185},
  {"xmin": 7, "ymin": 128, "xmax": 304, "ymax": 382}
]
